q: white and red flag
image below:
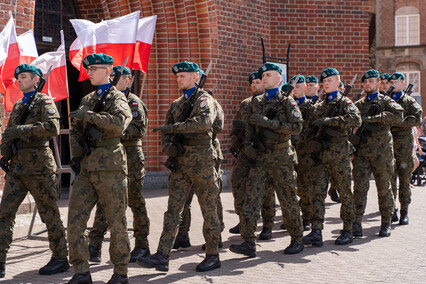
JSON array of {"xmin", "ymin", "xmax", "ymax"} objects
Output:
[
  {"xmin": 132, "ymin": 15, "xmax": 157, "ymax": 72},
  {"xmin": 31, "ymin": 30, "xmax": 69, "ymax": 102},
  {"xmin": 69, "ymin": 11, "xmax": 140, "ymax": 81}
]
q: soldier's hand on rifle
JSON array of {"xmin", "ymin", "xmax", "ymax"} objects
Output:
[
  {"xmin": 163, "ymin": 145, "xmax": 178, "ymax": 157},
  {"xmin": 153, "ymin": 124, "xmax": 177, "ymax": 133},
  {"xmin": 362, "ymin": 114, "xmax": 382, "ymax": 123},
  {"xmin": 249, "ymin": 114, "xmax": 278, "ymax": 129},
  {"xmin": 0, "ymin": 144, "xmax": 13, "ymax": 159},
  {"xmin": 245, "ymin": 145, "xmax": 257, "ymax": 161},
  {"xmin": 69, "ymin": 109, "xmax": 86, "ymax": 121},
  {"xmin": 312, "ymin": 117, "xmax": 333, "ymax": 127},
  {"xmin": 2, "ymin": 125, "xmax": 31, "ymax": 142},
  {"xmin": 232, "ymin": 120, "xmax": 246, "ymax": 130},
  {"xmin": 231, "ymin": 139, "xmax": 242, "ymax": 150}
]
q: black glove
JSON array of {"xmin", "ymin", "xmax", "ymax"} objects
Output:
[{"xmin": 163, "ymin": 145, "xmax": 178, "ymax": 157}]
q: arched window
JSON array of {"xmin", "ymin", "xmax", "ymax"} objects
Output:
[{"xmin": 395, "ymin": 6, "xmax": 419, "ymax": 46}]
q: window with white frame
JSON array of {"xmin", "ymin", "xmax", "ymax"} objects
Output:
[
  {"xmin": 395, "ymin": 6, "xmax": 420, "ymax": 46},
  {"xmin": 401, "ymin": 71, "xmax": 421, "ymax": 104}
]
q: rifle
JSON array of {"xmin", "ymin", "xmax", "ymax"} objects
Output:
[
  {"xmin": 302, "ymin": 88, "xmax": 323, "ymax": 119},
  {"xmin": 252, "ymin": 74, "xmax": 300, "ymax": 153},
  {"xmin": 353, "ymin": 90, "xmax": 365, "ymax": 102},
  {"xmin": 0, "ymin": 66, "xmax": 53, "ymax": 173},
  {"xmin": 124, "ymin": 75, "xmax": 135, "ymax": 98},
  {"xmin": 403, "ymin": 76, "xmax": 418, "ymax": 97},
  {"xmin": 69, "ymin": 58, "xmax": 128, "ymax": 174},
  {"xmin": 164, "ymin": 61, "xmax": 213, "ymax": 172},
  {"xmin": 349, "ymin": 78, "xmax": 401, "ymax": 146},
  {"xmin": 312, "ymin": 74, "xmax": 358, "ymax": 153}
]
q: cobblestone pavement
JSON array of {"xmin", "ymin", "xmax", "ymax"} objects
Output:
[{"xmin": 1, "ymin": 181, "xmax": 426, "ymax": 283}]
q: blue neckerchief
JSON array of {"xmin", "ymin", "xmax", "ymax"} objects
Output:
[
  {"xmin": 184, "ymin": 86, "xmax": 196, "ymax": 100},
  {"xmin": 309, "ymin": 95, "xmax": 319, "ymax": 102},
  {"xmin": 265, "ymin": 88, "xmax": 279, "ymax": 101},
  {"xmin": 392, "ymin": 91, "xmax": 402, "ymax": 101},
  {"xmin": 121, "ymin": 90, "xmax": 126, "ymax": 94},
  {"xmin": 22, "ymin": 90, "xmax": 36, "ymax": 105},
  {"xmin": 296, "ymin": 96, "xmax": 306, "ymax": 106},
  {"xmin": 327, "ymin": 90, "xmax": 339, "ymax": 102},
  {"xmin": 96, "ymin": 83, "xmax": 111, "ymax": 97},
  {"xmin": 367, "ymin": 91, "xmax": 379, "ymax": 102}
]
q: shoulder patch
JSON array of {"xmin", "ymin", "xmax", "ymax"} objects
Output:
[
  {"xmin": 121, "ymin": 103, "xmax": 128, "ymax": 110},
  {"xmin": 294, "ymin": 112, "xmax": 301, "ymax": 118},
  {"xmin": 45, "ymin": 100, "xmax": 52, "ymax": 104},
  {"xmin": 132, "ymin": 102, "xmax": 139, "ymax": 106},
  {"xmin": 349, "ymin": 105, "xmax": 356, "ymax": 111},
  {"xmin": 200, "ymin": 97, "xmax": 208, "ymax": 101},
  {"xmin": 47, "ymin": 108, "xmax": 56, "ymax": 114},
  {"xmin": 412, "ymin": 99, "xmax": 417, "ymax": 103},
  {"xmin": 121, "ymin": 97, "xmax": 127, "ymax": 102},
  {"xmin": 132, "ymin": 111, "xmax": 139, "ymax": 118},
  {"xmin": 291, "ymin": 102, "xmax": 296, "ymax": 106},
  {"xmin": 347, "ymin": 100, "xmax": 352, "ymax": 104},
  {"xmin": 200, "ymin": 101, "xmax": 207, "ymax": 108}
]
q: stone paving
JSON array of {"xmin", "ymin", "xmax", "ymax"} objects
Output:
[{"xmin": 1, "ymin": 181, "xmax": 426, "ymax": 283}]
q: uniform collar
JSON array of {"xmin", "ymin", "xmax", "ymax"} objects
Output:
[
  {"xmin": 392, "ymin": 91, "xmax": 403, "ymax": 101},
  {"xmin": 326, "ymin": 90, "xmax": 339, "ymax": 102},
  {"xmin": 265, "ymin": 88, "xmax": 279, "ymax": 101},
  {"xmin": 296, "ymin": 96, "xmax": 306, "ymax": 106},
  {"xmin": 184, "ymin": 86, "xmax": 196, "ymax": 100},
  {"xmin": 22, "ymin": 90, "xmax": 36, "ymax": 105},
  {"xmin": 367, "ymin": 91, "xmax": 379, "ymax": 102},
  {"xmin": 97, "ymin": 83, "xmax": 111, "ymax": 97}
]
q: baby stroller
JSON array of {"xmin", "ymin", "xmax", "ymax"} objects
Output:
[{"xmin": 411, "ymin": 136, "xmax": 426, "ymax": 186}]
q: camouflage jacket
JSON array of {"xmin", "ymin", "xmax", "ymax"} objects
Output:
[
  {"xmin": 391, "ymin": 94, "xmax": 422, "ymax": 134},
  {"xmin": 71, "ymin": 86, "xmax": 132, "ymax": 172},
  {"xmin": 246, "ymin": 90, "xmax": 303, "ymax": 148},
  {"xmin": 213, "ymin": 99, "xmax": 224, "ymax": 161},
  {"xmin": 230, "ymin": 96, "xmax": 253, "ymax": 152},
  {"xmin": 5, "ymin": 93, "xmax": 59, "ymax": 175},
  {"xmin": 292, "ymin": 98, "xmax": 317, "ymax": 155}
]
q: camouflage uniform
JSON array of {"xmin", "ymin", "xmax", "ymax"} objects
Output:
[
  {"xmin": 178, "ymin": 99, "xmax": 224, "ymax": 235},
  {"xmin": 242, "ymin": 91, "xmax": 303, "ymax": 244},
  {"xmin": 68, "ymin": 86, "xmax": 132, "ymax": 275},
  {"xmin": 157, "ymin": 89, "xmax": 220, "ymax": 256},
  {"xmin": 89, "ymin": 92, "xmax": 150, "ymax": 250},
  {"xmin": 390, "ymin": 94, "xmax": 422, "ymax": 211},
  {"xmin": 230, "ymin": 96, "xmax": 276, "ymax": 229},
  {"xmin": 307, "ymin": 93, "xmax": 361, "ymax": 231},
  {"xmin": 352, "ymin": 94, "xmax": 403, "ymax": 225},
  {"xmin": 0, "ymin": 93, "xmax": 67, "ymax": 263}
]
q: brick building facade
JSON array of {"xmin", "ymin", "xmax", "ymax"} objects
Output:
[{"xmin": 0, "ymin": 0, "xmax": 371, "ymax": 192}]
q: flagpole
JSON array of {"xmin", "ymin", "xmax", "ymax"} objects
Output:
[{"xmin": 139, "ymin": 71, "xmax": 147, "ymax": 99}]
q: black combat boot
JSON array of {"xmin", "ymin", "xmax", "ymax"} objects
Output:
[
  {"xmin": 38, "ymin": 257, "xmax": 70, "ymax": 275},
  {"xmin": 352, "ymin": 222, "xmax": 363, "ymax": 237},
  {"xmin": 0, "ymin": 262, "xmax": 5, "ymax": 278},
  {"xmin": 229, "ymin": 223, "xmax": 240, "ymax": 234},
  {"xmin": 399, "ymin": 210, "xmax": 409, "ymax": 225},
  {"xmin": 284, "ymin": 241, "xmax": 304, "ymax": 254},
  {"xmin": 172, "ymin": 232, "xmax": 191, "ymax": 249},
  {"xmin": 328, "ymin": 188, "xmax": 341, "ymax": 203},
  {"xmin": 129, "ymin": 247, "xmax": 150, "ymax": 263},
  {"xmin": 302, "ymin": 229, "xmax": 323, "ymax": 247},
  {"xmin": 280, "ymin": 222, "xmax": 286, "ymax": 230},
  {"xmin": 202, "ymin": 236, "xmax": 223, "ymax": 251},
  {"xmin": 107, "ymin": 273, "xmax": 129, "ymax": 284},
  {"xmin": 196, "ymin": 254, "xmax": 221, "ymax": 272},
  {"xmin": 88, "ymin": 245, "xmax": 101, "ymax": 262},
  {"xmin": 229, "ymin": 241, "xmax": 256, "ymax": 258},
  {"xmin": 335, "ymin": 230, "xmax": 353, "ymax": 245},
  {"xmin": 137, "ymin": 251, "xmax": 169, "ymax": 272},
  {"xmin": 379, "ymin": 223, "xmax": 391, "ymax": 237},
  {"xmin": 259, "ymin": 227, "xmax": 272, "ymax": 240},
  {"xmin": 67, "ymin": 272, "xmax": 93, "ymax": 284},
  {"xmin": 391, "ymin": 208, "xmax": 399, "ymax": 223},
  {"xmin": 303, "ymin": 219, "xmax": 311, "ymax": 231}
]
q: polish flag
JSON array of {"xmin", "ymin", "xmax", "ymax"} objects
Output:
[
  {"xmin": 31, "ymin": 30, "xmax": 69, "ymax": 102},
  {"xmin": 0, "ymin": 12, "xmax": 22, "ymax": 94},
  {"xmin": 4, "ymin": 30, "xmax": 39, "ymax": 111},
  {"xmin": 132, "ymin": 15, "xmax": 157, "ymax": 72},
  {"xmin": 69, "ymin": 11, "xmax": 140, "ymax": 81}
]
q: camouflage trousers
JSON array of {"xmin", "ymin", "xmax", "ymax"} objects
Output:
[
  {"xmin": 158, "ymin": 148, "xmax": 220, "ymax": 256},
  {"xmin": 391, "ymin": 135, "xmax": 415, "ymax": 211},
  {"xmin": 311, "ymin": 141, "xmax": 355, "ymax": 231},
  {"xmin": 178, "ymin": 159, "xmax": 224, "ymax": 234},
  {"xmin": 353, "ymin": 135, "xmax": 395, "ymax": 225},
  {"xmin": 89, "ymin": 162, "xmax": 149, "ymax": 250},
  {"xmin": 296, "ymin": 152, "xmax": 317, "ymax": 222},
  {"xmin": 241, "ymin": 146, "xmax": 302, "ymax": 244},
  {"xmin": 0, "ymin": 173, "xmax": 67, "ymax": 262},
  {"xmin": 67, "ymin": 168, "xmax": 130, "ymax": 275},
  {"xmin": 230, "ymin": 153, "xmax": 276, "ymax": 228}
]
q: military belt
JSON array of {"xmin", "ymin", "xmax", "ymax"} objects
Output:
[
  {"xmin": 181, "ymin": 139, "xmax": 212, "ymax": 146},
  {"xmin": 16, "ymin": 140, "xmax": 49, "ymax": 149},
  {"xmin": 324, "ymin": 135, "xmax": 348, "ymax": 143},
  {"xmin": 392, "ymin": 129, "xmax": 412, "ymax": 136},
  {"xmin": 88, "ymin": 137, "xmax": 121, "ymax": 148},
  {"xmin": 265, "ymin": 139, "xmax": 291, "ymax": 151},
  {"xmin": 122, "ymin": 140, "xmax": 142, "ymax": 147}
]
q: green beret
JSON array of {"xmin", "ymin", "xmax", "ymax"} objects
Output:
[
  {"xmin": 172, "ymin": 61, "xmax": 200, "ymax": 75},
  {"xmin": 14, "ymin": 64, "xmax": 43, "ymax": 79},
  {"xmin": 339, "ymin": 81, "xmax": 344, "ymax": 88},
  {"xmin": 281, "ymin": 82, "xmax": 289, "ymax": 92},
  {"xmin": 306, "ymin": 75, "xmax": 318, "ymax": 83},
  {"xmin": 199, "ymin": 69, "xmax": 205, "ymax": 75},
  {"xmin": 320, "ymin": 68, "xmax": 339, "ymax": 82},
  {"xmin": 389, "ymin": 72, "xmax": 405, "ymax": 81},
  {"xmin": 83, "ymin": 53, "xmax": 114, "ymax": 69},
  {"xmin": 258, "ymin": 63, "xmax": 282, "ymax": 78},
  {"xmin": 289, "ymin": 75, "xmax": 305, "ymax": 85},
  {"xmin": 380, "ymin": 73, "xmax": 390, "ymax": 81},
  {"xmin": 361, "ymin": 69, "xmax": 379, "ymax": 82},
  {"xmin": 111, "ymin": 65, "xmax": 131, "ymax": 76},
  {"xmin": 248, "ymin": 72, "xmax": 260, "ymax": 84}
]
